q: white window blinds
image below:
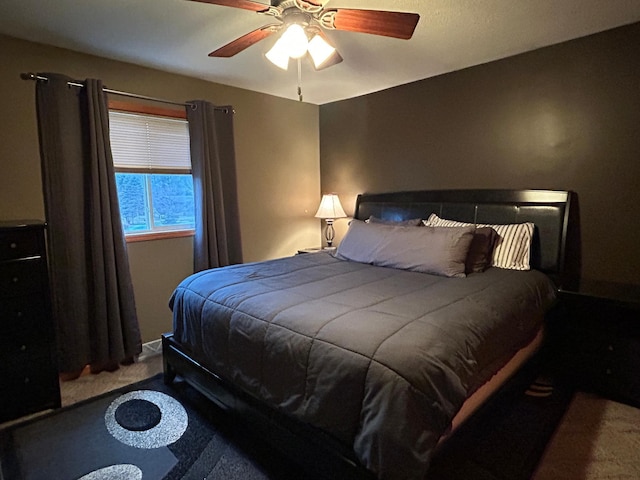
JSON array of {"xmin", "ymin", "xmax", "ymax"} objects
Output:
[{"xmin": 109, "ymin": 111, "xmax": 191, "ymax": 172}]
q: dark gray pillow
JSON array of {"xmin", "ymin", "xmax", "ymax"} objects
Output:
[
  {"xmin": 336, "ymin": 220, "xmax": 475, "ymax": 278},
  {"xmin": 366, "ymin": 215, "xmax": 423, "ymax": 227},
  {"xmin": 466, "ymin": 227, "xmax": 499, "ymax": 273}
]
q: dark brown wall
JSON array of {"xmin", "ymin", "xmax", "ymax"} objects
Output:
[{"xmin": 319, "ymin": 22, "xmax": 640, "ymax": 286}]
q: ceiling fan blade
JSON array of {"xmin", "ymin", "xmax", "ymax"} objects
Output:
[
  {"xmin": 209, "ymin": 26, "xmax": 277, "ymax": 57},
  {"xmin": 332, "ymin": 9, "xmax": 420, "ymax": 40},
  {"xmin": 187, "ymin": 0, "xmax": 268, "ymax": 12}
]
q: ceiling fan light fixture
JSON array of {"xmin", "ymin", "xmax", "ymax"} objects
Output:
[
  {"xmin": 279, "ymin": 23, "xmax": 308, "ymax": 59},
  {"xmin": 196, "ymin": 0, "xmax": 421, "ymax": 77},
  {"xmin": 307, "ymin": 34, "xmax": 336, "ymax": 69},
  {"xmin": 265, "ymin": 36, "xmax": 290, "ymax": 70}
]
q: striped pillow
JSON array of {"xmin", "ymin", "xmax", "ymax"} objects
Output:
[{"xmin": 424, "ymin": 214, "xmax": 534, "ymax": 270}]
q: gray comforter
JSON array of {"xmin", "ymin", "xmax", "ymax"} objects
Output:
[{"xmin": 170, "ymin": 252, "xmax": 556, "ymax": 479}]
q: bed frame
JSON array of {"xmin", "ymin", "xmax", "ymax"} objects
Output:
[{"xmin": 162, "ymin": 188, "xmax": 576, "ymax": 479}]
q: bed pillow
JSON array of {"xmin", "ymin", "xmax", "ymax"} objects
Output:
[
  {"xmin": 336, "ymin": 220, "xmax": 475, "ymax": 278},
  {"xmin": 424, "ymin": 213, "xmax": 534, "ymax": 271},
  {"xmin": 465, "ymin": 226, "xmax": 499, "ymax": 273},
  {"xmin": 421, "ymin": 217, "xmax": 498, "ymax": 272},
  {"xmin": 366, "ymin": 215, "xmax": 424, "ymax": 226}
]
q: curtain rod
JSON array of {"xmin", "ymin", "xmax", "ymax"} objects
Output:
[{"xmin": 20, "ymin": 72, "xmax": 234, "ymax": 113}]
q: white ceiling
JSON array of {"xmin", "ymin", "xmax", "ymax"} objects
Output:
[{"xmin": 1, "ymin": 0, "xmax": 639, "ymax": 105}]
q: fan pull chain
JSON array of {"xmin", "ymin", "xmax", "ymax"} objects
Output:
[{"xmin": 297, "ymin": 58, "xmax": 303, "ymax": 102}]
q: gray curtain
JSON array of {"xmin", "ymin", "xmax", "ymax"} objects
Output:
[
  {"xmin": 187, "ymin": 100, "xmax": 242, "ymax": 271},
  {"xmin": 36, "ymin": 73, "xmax": 141, "ymax": 375}
]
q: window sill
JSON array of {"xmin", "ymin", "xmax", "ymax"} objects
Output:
[{"xmin": 125, "ymin": 229, "xmax": 195, "ymax": 243}]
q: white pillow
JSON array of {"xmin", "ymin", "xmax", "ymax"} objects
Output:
[
  {"xmin": 424, "ymin": 214, "xmax": 534, "ymax": 271},
  {"xmin": 336, "ymin": 220, "xmax": 475, "ymax": 278}
]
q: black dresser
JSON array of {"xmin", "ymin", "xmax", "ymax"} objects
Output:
[
  {"xmin": 553, "ymin": 279, "xmax": 640, "ymax": 408},
  {"xmin": 0, "ymin": 220, "xmax": 60, "ymax": 422}
]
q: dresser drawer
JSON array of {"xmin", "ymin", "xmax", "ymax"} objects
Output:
[
  {"xmin": 0, "ymin": 257, "xmax": 45, "ymax": 298},
  {"xmin": 0, "ymin": 228, "xmax": 41, "ymax": 261},
  {"xmin": 597, "ymin": 337, "xmax": 640, "ymax": 407},
  {"xmin": 0, "ymin": 369, "xmax": 60, "ymax": 422},
  {"xmin": 0, "ymin": 296, "xmax": 47, "ymax": 333},
  {"xmin": 0, "ymin": 330, "xmax": 53, "ymax": 367},
  {"xmin": 3, "ymin": 350, "xmax": 55, "ymax": 385}
]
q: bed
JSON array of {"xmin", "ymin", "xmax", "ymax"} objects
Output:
[{"xmin": 162, "ymin": 189, "xmax": 574, "ymax": 480}]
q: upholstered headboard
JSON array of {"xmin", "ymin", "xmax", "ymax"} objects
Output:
[{"xmin": 354, "ymin": 189, "xmax": 575, "ymax": 284}]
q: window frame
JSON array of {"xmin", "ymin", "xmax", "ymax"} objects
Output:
[{"xmin": 109, "ymin": 100, "xmax": 195, "ymax": 243}]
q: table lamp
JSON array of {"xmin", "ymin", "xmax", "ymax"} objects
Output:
[{"xmin": 314, "ymin": 194, "xmax": 347, "ymax": 247}]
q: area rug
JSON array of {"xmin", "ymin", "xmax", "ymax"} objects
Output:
[
  {"xmin": 0, "ymin": 371, "xmax": 573, "ymax": 480},
  {"xmin": 0, "ymin": 374, "xmax": 305, "ymax": 480}
]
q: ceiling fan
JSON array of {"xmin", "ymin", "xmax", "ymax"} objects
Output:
[{"xmin": 189, "ymin": 0, "xmax": 420, "ymax": 71}]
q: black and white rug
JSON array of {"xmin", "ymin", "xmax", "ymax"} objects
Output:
[
  {"xmin": 0, "ymin": 374, "xmax": 304, "ymax": 480},
  {"xmin": 0, "ymin": 372, "xmax": 573, "ymax": 480}
]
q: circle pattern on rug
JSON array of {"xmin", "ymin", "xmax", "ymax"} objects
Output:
[
  {"xmin": 77, "ymin": 464, "xmax": 143, "ymax": 480},
  {"xmin": 114, "ymin": 398, "xmax": 162, "ymax": 431},
  {"xmin": 105, "ymin": 390, "xmax": 188, "ymax": 448}
]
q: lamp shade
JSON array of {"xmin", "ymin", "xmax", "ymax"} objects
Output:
[
  {"xmin": 266, "ymin": 25, "xmax": 337, "ymax": 71},
  {"xmin": 314, "ymin": 194, "xmax": 347, "ymax": 220},
  {"xmin": 280, "ymin": 24, "xmax": 308, "ymax": 59},
  {"xmin": 265, "ymin": 36, "xmax": 290, "ymax": 70},
  {"xmin": 307, "ymin": 34, "xmax": 337, "ymax": 69}
]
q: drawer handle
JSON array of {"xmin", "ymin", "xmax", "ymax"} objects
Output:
[
  {"xmin": 606, "ymin": 368, "xmax": 612, "ymax": 375},
  {"xmin": 10, "ymin": 242, "xmax": 17, "ymax": 249},
  {"xmin": 20, "ymin": 344, "xmax": 27, "ymax": 352},
  {"xmin": 607, "ymin": 345, "xmax": 614, "ymax": 351},
  {"xmin": 16, "ymin": 311, "xmax": 23, "ymax": 318},
  {"xmin": 12, "ymin": 277, "xmax": 19, "ymax": 283},
  {"xmin": 24, "ymin": 377, "xmax": 30, "ymax": 384}
]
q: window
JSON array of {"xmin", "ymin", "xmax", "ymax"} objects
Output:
[{"xmin": 109, "ymin": 103, "xmax": 195, "ymax": 241}]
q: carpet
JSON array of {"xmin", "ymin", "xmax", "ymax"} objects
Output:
[
  {"xmin": 0, "ymin": 374, "xmax": 305, "ymax": 480},
  {"xmin": 427, "ymin": 375, "xmax": 575, "ymax": 480},
  {"xmin": 0, "ymin": 372, "xmax": 573, "ymax": 480},
  {"xmin": 533, "ymin": 391, "xmax": 640, "ymax": 479}
]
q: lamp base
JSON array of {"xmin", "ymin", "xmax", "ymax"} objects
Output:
[{"xmin": 324, "ymin": 219, "xmax": 335, "ymax": 247}]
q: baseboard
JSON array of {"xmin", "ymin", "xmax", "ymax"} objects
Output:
[{"xmin": 139, "ymin": 338, "xmax": 162, "ymax": 360}]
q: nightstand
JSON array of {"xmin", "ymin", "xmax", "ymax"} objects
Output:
[
  {"xmin": 553, "ymin": 279, "xmax": 640, "ymax": 407},
  {"xmin": 297, "ymin": 247, "xmax": 337, "ymax": 254}
]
